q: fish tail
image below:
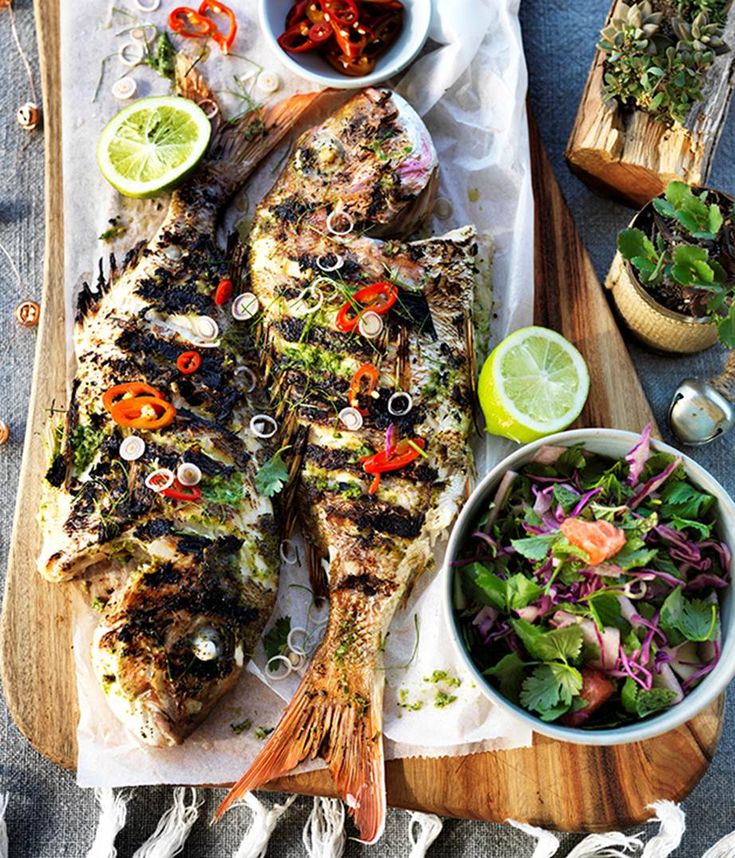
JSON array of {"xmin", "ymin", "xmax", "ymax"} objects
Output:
[
  {"xmin": 214, "ymin": 624, "xmax": 386, "ymax": 843},
  {"xmin": 174, "ymin": 54, "xmax": 323, "ymax": 193}
]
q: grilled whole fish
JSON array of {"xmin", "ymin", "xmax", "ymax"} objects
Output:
[
  {"xmin": 38, "ymin": 60, "xmax": 320, "ymax": 746},
  {"xmin": 216, "ymin": 90, "xmax": 477, "ymax": 842}
]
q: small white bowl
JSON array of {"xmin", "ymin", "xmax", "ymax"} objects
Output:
[
  {"xmin": 443, "ymin": 428, "xmax": 735, "ymax": 746},
  {"xmin": 257, "ymin": 0, "xmax": 432, "ymax": 90}
]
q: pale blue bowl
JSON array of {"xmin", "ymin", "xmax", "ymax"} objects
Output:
[
  {"xmin": 258, "ymin": 0, "xmax": 432, "ymax": 89},
  {"xmin": 443, "ymin": 428, "xmax": 735, "ymax": 745}
]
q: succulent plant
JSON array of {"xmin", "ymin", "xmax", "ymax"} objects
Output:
[
  {"xmin": 672, "ymin": 11, "xmax": 729, "ymax": 52},
  {"xmin": 598, "ymin": 0, "xmax": 730, "ymax": 124}
]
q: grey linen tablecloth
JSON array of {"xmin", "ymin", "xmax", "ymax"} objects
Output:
[{"xmin": 1, "ymin": 0, "xmax": 733, "ymax": 855}]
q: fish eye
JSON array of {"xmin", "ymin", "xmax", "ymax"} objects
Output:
[{"xmin": 191, "ymin": 626, "xmax": 223, "ymax": 662}]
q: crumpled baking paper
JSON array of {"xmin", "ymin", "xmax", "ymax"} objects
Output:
[{"xmin": 58, "ymin": 0, "xmax": 535, "ymax": 788}]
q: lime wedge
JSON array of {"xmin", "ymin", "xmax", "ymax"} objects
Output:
[
  {"xmin": 97, "ymin": 96, "xmax": 211, "ymax": 198},
  {"xmin": 478, "ymin": 326, "xmax": 590, "ymax": 443}
]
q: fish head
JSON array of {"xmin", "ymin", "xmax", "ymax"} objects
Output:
[
  {"xmin": 91, "ymin": 542, "xmax": 255, "ymax": 747},
  {"xmin": 265, "ymin": 88, "xmax": 439, "ymax": 239}
]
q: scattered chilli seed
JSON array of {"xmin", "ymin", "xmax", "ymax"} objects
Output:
[{"xmin": 119, "ymin": 435, "xmax": 146, "ymax": 461}]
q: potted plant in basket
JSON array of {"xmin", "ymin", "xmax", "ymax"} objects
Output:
[{"xmin": 606, "ymin": 180, "xmax": 735, "ymax": 353}]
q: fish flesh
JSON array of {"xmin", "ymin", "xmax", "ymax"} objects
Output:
[
  {"xmin": 216, "ymin": 89, "xmax": 478, "ymax": 842},
  {"xmin": 38, "ymin": 58, "xmax": 320, "ymax": 746}
]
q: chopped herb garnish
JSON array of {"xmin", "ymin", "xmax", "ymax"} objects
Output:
[{"xmin": 263, "ymin": 616, "xmax": 291, "ymax": 660}]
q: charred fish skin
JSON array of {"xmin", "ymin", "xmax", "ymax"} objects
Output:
[
  {"xmin": 38, "ymin": 59, "xmax": 322, "ymax": 747},
  {"xmin": 217, "ymin": 90, "xmax": 477, "ymax": 842}
]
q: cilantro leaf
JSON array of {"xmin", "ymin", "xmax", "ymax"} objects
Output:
[
  {"xmin": 520, "ymin": 663, "xmax": 582, "ymax": 718},
  {"xmin": 613, "ymin": 545, "xmax": 658, "ymax": 571},
  {"xmin": 671, "ymin": 516, "xmax": 713, "ymax": 539},
  {"xmin": 511, "ymin": 619, "xmax": 583, "ymax": 664},
  {"xmin": 552, "ymin": 483, "xmax": 580, "ymax": 513},
  {"xmin": 586, "ymin": 591, "xmax": 623, "ymax": 630},
  {"xmin": 621, "ymin": 677, "xmax": 639, "ymax": 714},
  {"xmin": 464, "ymin": 563, "xmax": 507, "ymax": 611},
  {"xmin": 660, "ymin": 587, "xmax": 718, "ymax": 642},
  {"xmin": 255, "ymin": 448, "xmax": 290, "ymax": 498},
  {"xmin": 483, "ymin": 652, "xmax": 527, "ymax": 703},
  {"xmin": 263, "ymin": 616, "xmax": 291, "ymax": 660},
  {"xmin": 659, "ymin": 480, "xmax": 714, "ymax": 520},
  {"xmin": 512, "ymin": 533, "xmax": 559, "ymax": 561},
  {"xmin": 506, "ymin": 574, "xmax": 544, "ymax": 611}
]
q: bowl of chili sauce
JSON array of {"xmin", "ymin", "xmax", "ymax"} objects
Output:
[{"xmin": 258, "ymin": 0, "xmax": 431, "ymax": 88}]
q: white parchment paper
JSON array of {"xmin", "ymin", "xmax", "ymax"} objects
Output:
[{"xmin": 59, "ymin": 0, "xmax": 536, "ymax": 788}]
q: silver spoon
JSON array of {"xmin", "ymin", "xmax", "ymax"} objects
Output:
[{"xmin": 669, "ymin": 351, "xmax": 735, "ymax": 446}]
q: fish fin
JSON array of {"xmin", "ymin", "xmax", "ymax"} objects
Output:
[
  {"xmin": 214, "ymin": 633, "xmax": 386, "ymax": 843},
  {"xmin": 305, "ymin": 539, "xmax": 329, "ymax": 602},
  {"xmin": 174, "ymin": 54, "xmax": 323, "ymax": 193}
]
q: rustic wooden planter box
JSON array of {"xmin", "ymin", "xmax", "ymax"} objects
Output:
[{"xmin": 566, "ymin": 0, "xmax": 735, "ymax": 207}]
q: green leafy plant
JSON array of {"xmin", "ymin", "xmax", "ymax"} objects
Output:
[
  {"xmin": 598, "ymin": 0, "xmax": 729, "ymax": 124},
  {"xmin": 617, "ymin": 180, "xmax": 735, "ymax": 346}
]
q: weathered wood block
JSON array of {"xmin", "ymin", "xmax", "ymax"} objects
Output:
[{"xmin": 566, "ymin": 0, "xmax": 735, "ymax": 207}]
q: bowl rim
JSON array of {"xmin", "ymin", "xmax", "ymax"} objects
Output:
[
  {"xmin": 256, "ymin": 0, "xmax": 432, "ymax": 90},
  {"xmin": 443, "ymin": 427, "xmax": 735, "ymax": 746}
]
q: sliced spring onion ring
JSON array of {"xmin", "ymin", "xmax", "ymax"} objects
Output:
[
  {"xmin": 118, "ymin": 41, "xmax": 145, "ymax": 66},
  {"xmin": 279, "ymin": 539, "xmax": 300, "ymax": 566},
  {"xmin": 326, "ymin": 209, "xmax": 354, "ymax": 236},
  {"xmin": 433, "ymin": 197, "xmax": 454, "ymax": 220},
  {"xmin": 134, "ymin": 0, "xmax": 161, "ymax": 10},
  {"xmin": 194, "ymin": 315, "xmax": 219, "ymax": 341},
  {"xmin": 316, "ymin": 253, "xmax": 344, "ymax": 273},
  {"xmin": 623, "ymin": 580, "xmax": 648, "ymax": 600},
  {"xmin": 265, "ymin": 655, "xmax": 293, "ymax": 680},
  {"xmin": 198, "ymin": 98, "xmax": 219, "ymax": 119},
  {"xmin": 258, "ymin": 71, "xmax": 281, "ymax": 94},
  {"xmin": 232, "ymin": 293, "xmax": 260, "ymax": 321},
  {"xmin": 236, "ymin": 365, "xmax": 258, "ymax": 393},
  {"xmin": 287, "ymin": 628, "xmax": 308, "ymax": 657},
  {"xmin": 290, "ymin": 284, "xmax": 324, "ymax": 317},
  {"xmin": 119, "ymin": 435, "xmax": 145, "ymax": 461},
  {"xmin": 145, "ymin": 468, "xmax": 175, "ymax": 493},
  {"xmin": 388, "ymin": 392, "xmax": 413, "ymax": 416},
  {"xmin": 250, "ymin": 414, "xmax": 278, "ymax": 439},
  {"xmin": 112, "ymin": 77, "xmax": 138, "ymax": 100},
  {"xmin": 339, "ymin": 407, "xmax": 364, "ymax": 431},
  {"xmin": 177, "ymin": 463, "xmax": 202, "ymax": 486},
  {"xmin": 358, "ymin": 310, "xmax": 383, "ymax": 339}
]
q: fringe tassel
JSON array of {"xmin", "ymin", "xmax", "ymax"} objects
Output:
[
  {"xmin": 132, "ymin": 788, "xmax": 202, "ymax": 858},
  {"xmin": 507, "ymin": 820, "xmax": 560, "ymax": 857},
  {"xmin": 302, "ymin": 797, "xmax": 346, "ymax": 858},
  {"xmin": 85, "ymin": 788, "xmax": 130, "ymax": 858},
  {"xmin": 701, "ymin": 829, "xmax": 735, "ymax": 858},
  {"xmin": 232, "ymin": 792, "xmax": 297, "ymax": 858},
  {"xmin": 642, "ymin": 802, "xmax": 685, "ymax": 858},
  {"xmin": 407, "ymin": 811, "xmax": 443, "ymax": 857},
  {"xmin": 566, "ymin": 831, "xmax": 644, "ymax": 857},
  {"xmin": 0, "ymin": 793, "xmax": 8, "ymax": 858}
]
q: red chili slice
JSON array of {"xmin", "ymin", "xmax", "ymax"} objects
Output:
[
  {"xmin": 177, "ymin": 351, "xmax": 202, "ymax": 375},
  {"xmin": 199, "ymin": 0, "xmax": 238, "ymax": 52},
  {"xmin": 306, "ymin": 1, "xmax": 326, "ymax": 23},
  {"xmin": 214, "ymin": 277, "xmax": 234, "ymax": 305},
  {"xmin": 333, "ymin": 22, "xmax": 369, "ymax": 59},
  {"xmin": 326, "ymin": 50, "xmax": 377, "ymax": 76},
  {"xmin": 361, "ymin": 437, "xmax": 426, "ymax": 495},
  {"xmin": 309, "ymin": 20, "xmax": 334, "ymax": 45},
  {"xmin": 286, "ymin": 0, "xmax": 310, "ymax": 27},
  {"xmin": 335, "ymin": 281, "xmax": 398, "ymax": 332},
  {"xmin": 278, "ymin": 20, "xmax": 316, "ymax": 52},
  {"xmin": 323, "ymin": 0, "xmax": 359, "ymax": 27},
  {"xmin": 168, "ymin": 7, "xmax": 215, "ymax": 38},
  {"xmin": 161, "ymin": 479, "xmax": 202, "ymax": 502}
]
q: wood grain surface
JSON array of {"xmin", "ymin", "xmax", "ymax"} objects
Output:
[
  {"xmin": 0, "ymin": 0, "xmax": 724, "ymax": 832},
  {"xmin": 565, "ymin": 0, "xmax": 735, "ymax": 207}
]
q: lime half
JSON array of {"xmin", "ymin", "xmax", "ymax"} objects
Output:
[
  {"xmin": 97, "ymin": 96, "xmax": 211, "ymax": 198},
  {"xmin": 478, "ymin": 326, "xmax": 590, "ymax": 443}
]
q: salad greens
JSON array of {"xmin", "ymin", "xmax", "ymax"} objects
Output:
[{"xmin": 452, "ymin": 428, "xmax": 730, "ymax": 728}]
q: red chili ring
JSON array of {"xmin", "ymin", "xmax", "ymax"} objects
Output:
[{"xmin": 177, "ymin": 351, "xmax": 202, "ymax": 375}]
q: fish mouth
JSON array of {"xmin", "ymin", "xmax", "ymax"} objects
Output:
[{"xmin": 133, "ymin": 693, "xmax": 189, "ymax": 748}]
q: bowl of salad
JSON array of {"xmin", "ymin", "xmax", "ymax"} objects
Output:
[{"xmin": 445, "ymin": 427, "xmax": 735, "ymax": 745}]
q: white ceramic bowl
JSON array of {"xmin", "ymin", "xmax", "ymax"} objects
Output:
[
  {"xmin": 257, "ymin": 0, "xmax": 432, "ymax": 89},
  {"xmin": 443, "ymin": 428, "xmax": 735, "ymax": 745}
]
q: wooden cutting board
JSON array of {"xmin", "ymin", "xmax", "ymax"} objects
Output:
[{"xmin": 0, "ymin": 0, "xmax": 724, "ymax": 832}]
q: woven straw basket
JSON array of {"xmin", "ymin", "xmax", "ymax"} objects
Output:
[{"xmin": 605, "ymin": 204, "xmax": 720, "ymax": 355}]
